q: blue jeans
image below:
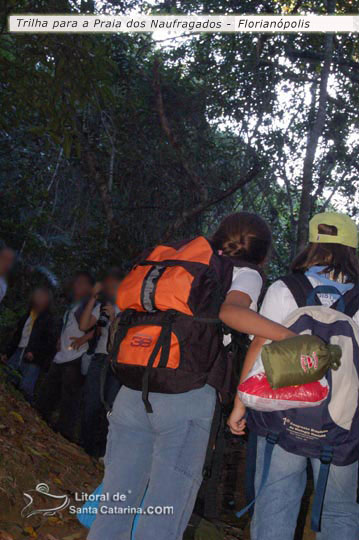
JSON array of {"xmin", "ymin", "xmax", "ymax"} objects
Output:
[
  {"xmin": 88, "ymin": 384, "xmax": 216, "ymax": 540},
  {"xmin": 251, "ymin": 435, "xmax": 359, "ymax": 540},
  {"xmin": 8, "ymin": 348, "xmax": 41, "ymax": 401}
]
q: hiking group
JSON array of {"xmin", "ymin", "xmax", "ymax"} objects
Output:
[{"xmin": 1, "ymin": 210, "xmax": 358, "ymax": 540}]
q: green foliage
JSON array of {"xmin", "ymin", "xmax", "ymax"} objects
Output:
[{"xmin": 1, "ymin": 0, "xmax": 358, "ymax": 327}]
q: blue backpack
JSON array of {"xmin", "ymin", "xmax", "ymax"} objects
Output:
[{"xmin": 241, "ymin": 273, "xmax": 359, "ymax": 531}]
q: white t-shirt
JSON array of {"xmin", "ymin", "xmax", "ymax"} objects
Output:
[
  {"xmin": 18, "ymin": 316, "xmax": 33, "ymax": 348},
  {"xmin": 91, "ymin": 303, "xmax": 120, "ymax": 355},
  {"xmin": 0, "ymin": 277, "xmax": 7, "ymax": 304},
  {"xmin": 260, "ymin": 275, "xmax": 359, "ymax": 326},
  {"xmin": 54, "ymin": 303, "xmax": 88, "ymax": 364},
  {"xmin": 224, "ymin": 267, "xmax": 263, "ymax": 345},
  {"xmin": 228, "ymin": 267, "xmax": 263, "ymax": 311}
]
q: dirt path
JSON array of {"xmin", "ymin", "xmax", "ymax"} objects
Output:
[
  {"xmin": 0, "ymin": 379, "xmax": 100, "ymax": 540},
  {"xmin": 0, "ymin": 377, "xmax": 316, "ymax": 540}
]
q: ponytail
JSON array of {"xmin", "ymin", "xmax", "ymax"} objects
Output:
[{"xmin": 212, "ymin": 212, "xmax": 272, "ymax": 265}]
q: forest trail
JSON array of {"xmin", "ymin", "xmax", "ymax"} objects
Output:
[
  {"xmin": 0, "ymin": 373, "xmax": 101, "ymax": 540},
  {"xmin": 0, "ymin": 373, "xmax": 315, "ymax": 540}
]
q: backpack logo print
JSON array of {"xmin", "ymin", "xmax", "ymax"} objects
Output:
[
  {"xmin": 300, "ymin": 351, "xmax": 319, "ymax": 372},
  {"xmin": 130, "ymin": 334, "xmax": 153, "ymax": 348}
]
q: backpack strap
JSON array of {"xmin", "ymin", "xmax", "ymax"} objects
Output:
[
  {"xmin": 141, "ymin": 310, "xmax": 177, "ymax": 413},
  {"xmin": 100, "ymin": 355, "xmax": 112, "ymax": 413},
  {"xmin": 245, "ymin": 430, "xmax": 258, "ymax": 517},
  {"xmin": 236, "ymin": 432, "xmax": 279, "ymax": 519},
  {"xmin": 280, "ymin": 273, "xmax": 317, "ymax": 308},
  {"xmin": 202, "ymin": 396, "xmax": 223, "ymax": 481},
  {"xmin": 307, "ymin": 285, "xmax": 345, "ymax": 312},
  {"xmin": 311, "ymin": 446, "xmax": 333, "ymax": 532},
  {"xmin": 105, "ymin": 309, "xmax": 135, "ymax": 412},
  {"xmin": 198, "ymin": 396, "xmax": 226, "ymax": 519},
  {"xmin": 281, "ymin": 273, "xmax": 357, "ymax": 313},
  {"xmin": 338, "ymin": 284, "xmax": 359, "ymax": 318}
]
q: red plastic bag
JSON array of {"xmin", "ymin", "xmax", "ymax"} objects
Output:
[{"xmin": 238, "ymin": 372, "xmax": 329, "ymax": 412}]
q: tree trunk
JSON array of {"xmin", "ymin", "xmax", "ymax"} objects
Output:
[{"xmin": 296, "ymin": 0, "xmax": 335, "ymax": 251}]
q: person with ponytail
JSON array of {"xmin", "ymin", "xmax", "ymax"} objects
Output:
[
  {"xmin": 212, "ymin": 213, "xmax": 295, "ymax": 350},
  {"xmin": 88, "ymin": 212, "xmax": 295, "ymax": 540}
]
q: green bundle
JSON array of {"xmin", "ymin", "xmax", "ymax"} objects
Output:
[{"xmin": 262, "ymin": 334, "xmax": 341, "ymax": 389}]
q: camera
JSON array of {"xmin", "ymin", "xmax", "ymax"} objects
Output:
[{"xmin": 96, "ymin": 293, "xmax": 112, "ymax": 328}]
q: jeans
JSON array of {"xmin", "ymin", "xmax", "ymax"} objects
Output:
[
  {"xmin": 82, "ymin": 353, "xmax": 121, "ymax": 457},
  {"xmin": 8, "ymin": 348, "xmax": 41, "ymax": 401},
  {"xmin": 36, "ymin": 356, "xmax": 84, "ymax": 441},
  {"xmin": 251, "ymin": 435, "xmax": 359, "ymax": 540},
  {"xmin": 88, "ymin": 384, "xmax": 216, "ymax": 540}
]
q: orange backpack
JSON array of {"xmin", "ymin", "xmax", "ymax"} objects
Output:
[{"xmin": 111, "ymin": 236, "xmax": 238, "ymax": 411}]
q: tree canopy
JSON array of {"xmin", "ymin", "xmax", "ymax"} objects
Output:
[{"xmin": 1, "ymin": 0, "xmax": 359, "ymax": 308}]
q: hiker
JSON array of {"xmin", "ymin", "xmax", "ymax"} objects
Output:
[
  {"xmin": 229, "ymin": 212, "xmax": 359, "ymax": 539},
  {"xmin": 1, "ymin": 286, "xmax": 56, "ymax": 402},
  {"xmin": 36, "ymin": 271, "xmax": 94, "ymax": 442},
  {"xmin": 88, "ymin": 212, "xmax": 295, "ymax": 540},
  {"xmin": 79, "ymin": 268, "xmax": 122, "ymax": 457},
  {"xmin": 0, "ymin": 243, "xmax": 15, "ymax": 304}
]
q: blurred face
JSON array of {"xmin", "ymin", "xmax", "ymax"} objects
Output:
[
  {"xmin": 32, "ymin": 289, "xmax": 50, "ymax": 312},
  {"xmin": 0, "ymin": 248, "xmax": 15, "ymax": 277},
  {"xmin": 72, "ymin": 275, "xmax": 93, "ymax": 301},
  {"xmin": 102, "ymin": 276, "xmax": 120, "ymax": 302}
]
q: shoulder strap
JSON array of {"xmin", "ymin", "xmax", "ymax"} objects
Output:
[
  {"xmin": 236, "ymin": 433, "xmax": 278, "ymax": 519},
  {"xmin": 281, "ymin": 274, "xmax": 359, "ymax": 316},
  {"xmin": 245, "ymin": 431, "xmax": 257, "ymax": 517},
  {"xmin": 311, "ymin": 446, "xmax": 333, "ymax": 532},
  {"xmin": 338, "ymin": 284, "xmax": 359, "ymax": 318},
  {"xmin": 280, "ymin": 273, "xmax": 316, "ymax": 308}
]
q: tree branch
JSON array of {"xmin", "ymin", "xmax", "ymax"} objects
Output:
[
  {"xmin": 161, "ymin": 162, "xmax": 261, "ymax": 242},
  {"xmin": 79, "ymin": 132, "xmax": 116, "ymax": 231},
  {"xmin": 153, "ymin": 57, "xmax": 208, "ymax": 203}
]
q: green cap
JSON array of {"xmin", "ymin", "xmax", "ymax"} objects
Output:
[{"xmin": 309, "ymin": 212, "xmax": 358, "ymax": 248}]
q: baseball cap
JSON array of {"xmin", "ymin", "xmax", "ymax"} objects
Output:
[{"xmin": 309, "ymin": 212, "xmax": 358, "ymax": 248}]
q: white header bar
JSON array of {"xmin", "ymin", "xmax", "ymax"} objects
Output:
[{"xmin": 8, "ymin": 15, "xmax": 359, "ymax": 34}]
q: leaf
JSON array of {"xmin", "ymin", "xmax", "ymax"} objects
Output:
[
  {"xmin": 23, "ymin": 527, "xmax": 37, "ymax": 538},
  {"xmin": 9, "ymin": 411, "xmax": 24, "ymax": 423},
  {"xmin": 26, "ymin": 445, "xmax": 44, "ymax": 457},
  {"xmin": 46, "ymin": 517, "xmax": 61, "ymax": 525}
]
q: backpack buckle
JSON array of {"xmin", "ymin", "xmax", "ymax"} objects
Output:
[
  {"xmin": 320, "ymin": 446, "xmax": 333, "ymax": 465},
  {"xmin": 163, "ymin": 309, "xmax": 177, "ymax": 323},
  {"xmin": 266, "ymin": 432, "xmax": 279, "ymax": 446},
  {"xmin": 120, "ymin": 308, "xmax": 135, "ymax": 325}
]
